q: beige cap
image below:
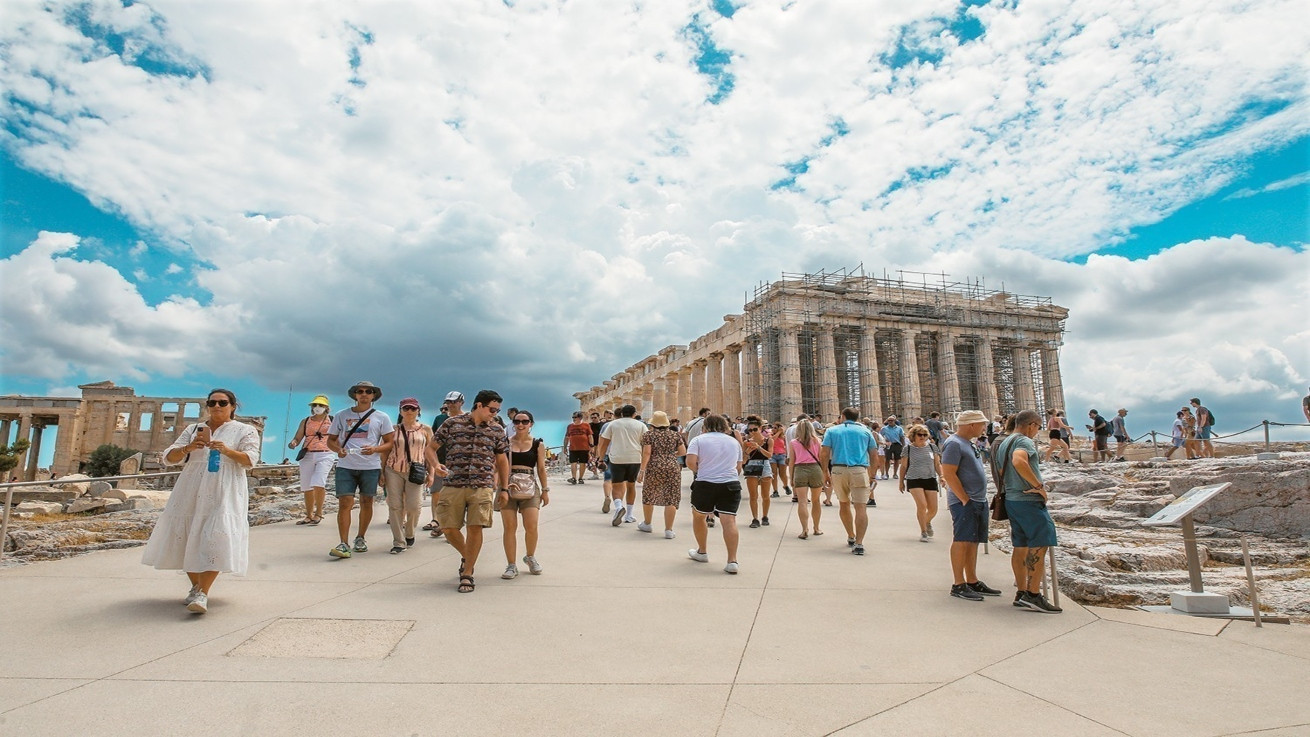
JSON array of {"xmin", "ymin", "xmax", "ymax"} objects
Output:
[
  {"xmin": 649, "ymin": 410, "xmax": 670, "ymax": 427},
  {"xmin": 955, "ymin": 410, "xmax": 988, "ymax": 425}
]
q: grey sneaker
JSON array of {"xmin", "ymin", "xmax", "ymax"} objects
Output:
[
  {"xmin": 1019, "ymin": 591, "xmax": 1063, "ymax": 614},
  {"xmin": 724, "ymin": 561, "xmax": 739, "ymax": 574},
  {"xmin": 637, "ymin": 522, "xmax": 653, "ymax": 533},
  {"xmin": 187, "ymin": 592, "xmax": 208, "ymax": 614},
  {"xmin": 602, "ymin": 498, "xmax": 611, "ymax": 513},
  {"xmin": 920, "ymin": 531, "xmax": 930, "ymax": 542},
  {"xmin": 664, "ymin": 529, "xmax": 676, "ymax": 539},
  {"xmin": 501, "ymin": 564, "xmax": 519, "ymax": 580},
  {"xmin": 185, "ymin": 585, "xmax": 201, "ymax": 605},
  {"xmin": 688, "ymin": 548, "xmax": 709, "ymax": 563},
  {"xmin": 951, "ymin": 583, "xmax": 984, "ymax": 601},
  {"xmin": 523, "ymin": 555, "xmax": 542, "ymax": 574},
  {"xmin": 852, "ymin": 544, "xmax": 865, "ymax": 556},
  {"xmin": 926, "ymin": 523, "xmax": 934, "ymax": 538},
  {"xmin": 353, "ymin": 536, "xmax": 368, "ymax": 553},
  {"xmin": 611, "ymin": 504, "xmax": 625, "ymax": 527},
  {"xmin": 967, "ymin": 580, "xmax": 1002, "ymax": 596},
  {"xmin": 330, "ymin": 543, "xmax": 352, "ymax": 558}
]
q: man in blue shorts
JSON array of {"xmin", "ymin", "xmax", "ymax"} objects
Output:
[
  {"xmin": 326, "ymin": 381, "xmax": 395, "ymax": 558},
  {"xmin": 996, "ymin": 410, "xmax": 1061, "ymax": 613},
  {"xmin": 1190, "ymin": 398, "xmax": 1215, "ymax": 458},
  {"xmin": 940, "ymin": 410, "xmax": 1001, "ymax": 601}
]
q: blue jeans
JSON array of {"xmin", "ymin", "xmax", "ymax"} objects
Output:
[{"xmin": 335, "ymin": 467, "xmax": 380, "ymax": 497}]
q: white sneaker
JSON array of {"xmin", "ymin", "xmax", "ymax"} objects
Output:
[
  {"xmin": 522, "ymin": 555, "xmax": 542, "ymax": 575},
  {"xmin": 501, "ymin": 564, "xmax": 518, "ymax": 580},
  {"xmin": 623, "ymin": 515, "xmax": 636, "ymax": 524},
  {"xmin": 187, "ymin": 592, "xmax": 208, "ymax": 614},
  {"xmin": 637, "ymin": 522, "xmax": 653, "ymax": 533},
  {"xmin": 664, "ymin": 529, "xmax": 676, "ymax": 539},
  {"xmin": 687, "ymin": 548, "xmax": 709, "ymax": 563},
  {"xmin": 724, "ymin": 561, "xmax": 739, "ymax": 574},
  {"xmin": 184, "ymin": 585, "xmax": 201, "ymax": 605}
]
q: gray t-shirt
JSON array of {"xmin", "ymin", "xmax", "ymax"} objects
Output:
[
  {"xmin": 940, "ymin": 434, "xmax": 986, "ymax": 506},
  {"xmin": 329, "ymin": 408, "xmax": 395, "ymax": 471},
  {"xmin": 998, "ymin": 434, "xmax": 1044, "ymax": 502},
  {"xmin": 903, "ymin": 443, "xmax": 937, "ymax": 480}
]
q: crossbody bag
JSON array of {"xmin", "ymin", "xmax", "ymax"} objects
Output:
[{"xmin": 399, "ymin": 423, "xmax": 428, "ymax": 485}]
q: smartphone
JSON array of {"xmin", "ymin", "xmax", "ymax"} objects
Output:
[{"xmin": 195, "ymin": 425, "xmax": 211, "ymax": 444}]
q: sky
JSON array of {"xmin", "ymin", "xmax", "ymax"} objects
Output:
[{"xmin": 1, "ymin": 0, "xmax": 1307, "ymax": 465}]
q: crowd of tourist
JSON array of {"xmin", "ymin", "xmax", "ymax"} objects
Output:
[{"xmin": 138, "ymin": 380, "xmax": 1231, "ymax": 615}]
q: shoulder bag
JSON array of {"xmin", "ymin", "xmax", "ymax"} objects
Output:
[
  {"xmin": 988, "ymin": 435, "xmax": 1017, "ymax": 521},
  {"xmin": 294, "ymin": 417, "xmax": 310, "ymax": 461},
  {"xmin": 400, "ymin": 424, "xmax": 428, "ymax": 485},
  {"xmin": 508, "ymin": 439, "xmax": 540, "ymax": 500}
]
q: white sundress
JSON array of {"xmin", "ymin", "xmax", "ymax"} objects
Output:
[{"xmin": 141, "ymin": 420, "xmax": 259, "ymax": 575}]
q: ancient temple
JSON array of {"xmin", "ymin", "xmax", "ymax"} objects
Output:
[{"xmin": 574, "ymin": 268, "xmax": 1068, "ymax": 424}]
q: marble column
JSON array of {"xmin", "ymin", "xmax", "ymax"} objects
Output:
[
  {"xmin": 26, "ymin": 422, "xmax": 45, "ymax": 480},
  {"xmin": 742, "ymin": 339, "xmax": 759, "ymax": 416},
  {"xmin": 1, "ymin": 418, "xmax": 11, "ymax": 447},
  {"xmin": 676, "ymin": 367, "xmax": 692, "ymax": 422},
  {"xmin": 690, "ymin": 359, "xmax": 707, "ymax": 413},
  {"xmin": 816, "ymin": 328, "xmax": 840, "ymax": 419},
  {"xmin": 664, "ymin": 371, "xmax": 681, "ymax": 419},
  {"xmin": 938, "ymin": 332, "xmax": 961, "ymax": 414},
  {"xmin": 652, "ymin": 378, "xmax": 667, "ymax": 416},
  {"xmin": 976, "ymin": 337, "xmax": 1000, "ymax": 420},
  {"xmin": 1041, "ymin": 346, "xmax": 1066, "ymax": 412},
  {"xmin": 641, "ymin": 385, "xmax": 655, "ymax": 417},
  {"xmin": 707, "ymin": 352, "xmax": 724, "ymax": 413},
  {"xmin": 779, "ymin": 327, "xmax": 803, "ymax": 422},
  {"xmin": 723, "ymin": 346, "xmax": 742, "ymax": 418},
  {"xmin": 899, "ymin": 330, "xmax": 921, "ymax": 419},
  {"xmin": 1013, "ymin": 346, "xmax": 1038, "ymax": 411},
  {"xmin": 14, "ymin": 413, "xmax": 33, "ymax": 481},
  {"xmin": 858, "ymin": 329, "xmax": 883, "ymax": 421}
]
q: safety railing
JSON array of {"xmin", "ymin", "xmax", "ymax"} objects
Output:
[{"xmin": 1046, "ymin": 419, "xmax": 1308, "ymax": 462}]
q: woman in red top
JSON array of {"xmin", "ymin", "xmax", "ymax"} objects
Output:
[{"xmin": 769, "ymin": 422, "xmax": 791, "ymax": 498}]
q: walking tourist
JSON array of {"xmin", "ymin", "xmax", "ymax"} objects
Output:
[
  {"xmin": 882, "ymin": 417, "xmax": 905, "ymax": 478},
  {"xmin": 427, "ymin": 390, "xmax": 509, "ymax": 593},
  {"xmin": 142, "ymin": 389, "xmax": 260, "ymax": 614},
  {"xmin": 899, "ymin": 424, "xmax": 942, "ymax": 542},
  {"xmin": 288, "ymin": 394, "xmax": 334, "ymax": 525},
  {"xmin": 1086, "ymin": 409, "xmax": 1112, "ymax": 462},
  {"xmin": 499, "ymin": 410, "xmax": 549, "ymax": 579},
  {"xmin": 422, "ymin": 391, "xmax": 463, "ymax": 537},
  {"xmin": 636, "ymin": 411, "xmax": 685, "ymax": 539},
  {"xmin": 820, "ymin": 407, "xmax": 878, "ymax": 555},
  {"xmin": 869, "ymin": 420, "xmax": 889, "ymax": 480},
  {"xmin": 564, "ymin": 411, "xmax": 593, "ymax": 485},
  {"xmin": 996, "ymin": 410, "xmax": 1062, "ymax": 613},
  {"xmin": 685, "ymin": 415, "xmax": 743, "ymax": 573},
  {"xmin": 1181, "ymin": 406, "xmax": 1200, "ymax": 459},
  {"xmin": 770, "ymin": 422, "xmax": 790, "ymax": 496},
  {"xmin": 925, "ymin": 412, "xmax": 945, "ymax": 448},
  {"xmin": 326, "ymin": 381, "xmax": 395, "ymax": 559},
  {"xmin": 788, "ymin": 417, "xmax": 828, "ymax": 539},
  {"xmin": 1191, "ymin": 398, "xmax": 1215, "ymax": 458},
  {"xmin": 742, "ymin": 421, "xmax": 773, "ymax": 528},
  {"xmin": 941, "ymin": 410, "xmax": 1000, "ymax": 602},
  {"xmin": 596, "ymin": 404, "xmax": 645, "ymax": 526},
  {"xmin": 379, "ymin": 397, "xmax": 430, "ymax": 554},
  {"xmin": 1111, "ymin": 408, "xmax": 1130, "ymax": 461},
  {"xmin": 1043, "ymin": 409, "xmax": 1072, "ymax": 463}
]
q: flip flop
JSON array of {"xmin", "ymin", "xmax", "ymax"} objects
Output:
[
  {"xmin": 457, "ymin": 575, "xmax": 475, "ymax": 593},
  {"xmin": 296, "ymin": 518, "xmax": 311, "ymax": 525},
  {"xmin": 798, "ymin": 532, "xmax": 808, "ymax": 539}
]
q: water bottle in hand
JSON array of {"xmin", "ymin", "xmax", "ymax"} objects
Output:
[{"xmin": 207, "ymin": 449, "xmax": 221, "ymax": 472}]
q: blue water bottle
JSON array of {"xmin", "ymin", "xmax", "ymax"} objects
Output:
[{"xmin": 207, "ymin": 449, "xmax": 221, "ymax": 472}]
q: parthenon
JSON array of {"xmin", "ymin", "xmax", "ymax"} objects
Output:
[
  {"xmin": 0, "ymin": 381, "xmax": 265, "ymax": 480},
  {"xmin": 574, "ymin": 268, "xmax": 1068, "ymax": 424}
]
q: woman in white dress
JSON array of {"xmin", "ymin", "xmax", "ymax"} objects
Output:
[{"xmin": 141, "ymin": 388, "xmax": 259, "ymax": 614}]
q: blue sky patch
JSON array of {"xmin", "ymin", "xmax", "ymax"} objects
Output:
[
  {"xmin": 683, "ymin": 14, "xmax": 734, "ymax": 104},
  {"xmin": 63, "ymin": 2, "xmax": 209, "ymax": 80}
]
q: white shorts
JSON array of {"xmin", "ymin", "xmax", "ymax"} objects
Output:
[{"xmin": 299, "ymin": 451, "xmax": 336, "ymax": 490}]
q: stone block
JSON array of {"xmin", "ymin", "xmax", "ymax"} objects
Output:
[
  {"xmin": 6, "ymin": 488, "xmax": 80, "ymax": 504},
  {"xmin": 65, "ymin": 498, "xmax": 110, "ymax": 514},
  {"xmin": 105, "ymin": 498, "xmax": 153, "ymax": 512},
  {"xmin": 88, "ymin": 480, "xmax": 114, "ymax": 497},
  {"xmin": 97, "ymin": 488, "xmax": 129, "ymax": 501},
  {"xmin": 15, "ymin": 501, "xmax": 63, "ymax": 515},
  {"xmin": 1170, "ymin": 590, "xmax": 1230, "ymax": 614},
  {"xmin": 51, "ymin": 473, "xmax": 92, "ymax": 495}
]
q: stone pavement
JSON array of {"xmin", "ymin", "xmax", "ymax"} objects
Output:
[{"xmin": 2, "ymin": 471, "xmax": 1308, "ymax": 736}]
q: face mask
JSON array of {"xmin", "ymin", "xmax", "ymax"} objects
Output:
[{"xmin": 312, "ymin": 406, "xmax": 327, "ymax": 416}]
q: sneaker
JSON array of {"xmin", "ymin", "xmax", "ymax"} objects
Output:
[
  {"xmin": 847, "ymin": 537, "xmax": 856, "ymax": 547},
  {"xmin": 1014, "ymin": 591, "xmax": 1027, "ymax": 608},
  {"xmin": 852, "ymin": 544, "xmax": 865, "ymax": 556},
  {"xmin": 523, "ymin": 555, "xmax": 542, "ymax": 574},
  {"xmin": 664, "ymin": 529, "xmax": 676, "ymax": 539},
  {"xmin": 501, "ymin": 564, "xmax": 518, "ymax": 580},
  {"xmin": 637, "ymin": 522, "xmax": 653, "ymax": 533},
  {"xmin": 1019, "ymin": 591, "xmax": 1063, "ymax": 614},
  {"xmin": 926, "ymin": 523, "xmax": 934, "ymax": 538},
  {"xmin": 785, "ymin": 486, "xmax": 792, "ymax": 495},
  {"xmin": 866, "ymin": 498, "xmax": 877, "ymax": 507},
  {"xmin": 187, "ymin": 592, "xmax": 208, "ymax": 614},
  {"xmin": 761, "ymin": 516, "xmax": 770, "ymax": 526},
  {"xmin": 706, "ymin": 516, "xmax": 716, "ymax": 528},
  {"xmin": 688, "ymin": 548, "xmax": 709, "ymax": 563},
  {"xmin": 920, "ymin": 531, "xmax": 930, "ymax": 542},
  {"xmin": 950, "ymin": 583, "xmax": 984, "ymax": 601},
  {"xmin": 353, "ymin": 536, "xmax": 368, "ymax": 553},
  {"xmin": 390, "ymin": 545, "xmax": 405, "ymax": 554},
  {"xmin": 623, "ymin": 515, "xmax": 636, "ymax": 524},
  {"xmin": 611, "ymin": 504, "xmax": 624, "ymax": 527},
  {"xmin": 967, "ymin": 580, "xmax": 1002, "ymax": 596},
  {"xmin": 184, "ymin": 585, "xmax": 201, "ymax": 605},
  {"xmin": 577, "ymin": 478, "xmax": 585, "ymax": 484},
  {"xmin": 330, "ymin": 543, "xmax": 352, "ymax": 558},
  {"xmin": 567, "ymin": 478, "xmax": 576, "ymax": 485},
  {"xmin": 792, "ymin": 496, "xmax": 799, "ymax": 503},
  {"xmin": 749, "ymin": 519, "xmax": 761, "ymax": 528},
  {"xmin": 770, "ymin": 491, "xmax": 780, "ymax": 498},
  {"xmin": 602, "ymin": 498, "xmax": 611, "ymax": 514},
  {"xmin": 724, "ymin": 561, "xmax": 739, "ymax": 574},
  {"xmin": 406, "ymin": 537, "xmax": 415, "ymax": 546}
]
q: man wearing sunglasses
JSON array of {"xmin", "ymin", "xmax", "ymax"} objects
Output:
[
  {"xmin": 941, "ymin": 410, "xmax": 1000, "ymax": 602},
  {"xmin": 326, "ymin": 381, "xmax": 395, "ymax": 559}
]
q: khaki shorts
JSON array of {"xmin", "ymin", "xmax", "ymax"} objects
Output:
[
  {"xmin": 830, "ymin": 466, "xmax": 871, "ymax": 504},
  {"xmin": 495, "ymin": 493, "xmax": 542, "ymax": 512},
  {"xmin": 791, "ymin": 463, "xmax": 825, "ymax": 489},
  {"xmin": 435, "ymin": 486, "xmax": 494, "ymax": 530}
]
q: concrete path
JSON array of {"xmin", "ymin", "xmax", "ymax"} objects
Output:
[{"xmin": 2, "ymin": 471, "xmax": 1308, "ymax": 736}]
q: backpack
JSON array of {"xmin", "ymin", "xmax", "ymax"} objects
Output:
[
  {"xmin": 1203, "ymin": 408, "xmax": 1216, "ymax": 428},
  {"xmin": 1093, "ymin": 415, "xmax": 1111, "ymax": 436}
]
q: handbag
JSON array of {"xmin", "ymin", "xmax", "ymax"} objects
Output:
[
  {"xmin": 507, "ymin": 439, "xmax": 540, "ymax": 499},
  {"xmin": 399, "ymin": 424, "xmax": 428, "ymax": 485},
  {"xmin": 744, "ymin": 458, "xmax": 768, "ymax": 477},
  {"xmin": 989, "ymin": 435, "xmax": 1019, "ymax": 521}
]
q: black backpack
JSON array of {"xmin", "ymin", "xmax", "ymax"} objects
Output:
[
  {"xmin": 1202, "ymin": 408, "xmax": 1215, "ymax": 428},
  {"xmin": 1093, "ymin": 415, "xmax": 1111, "ymax": 436}
]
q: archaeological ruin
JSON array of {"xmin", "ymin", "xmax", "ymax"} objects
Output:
[
  {"xmin": 0, "ymin": 381, "xmax": 266, "ymax": 481},
  {"xmin": 575, "ymin": 268, "xmax": 1069, "ymax": 423}
]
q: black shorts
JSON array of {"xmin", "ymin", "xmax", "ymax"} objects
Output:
[
  {"xmin": 690, "ymin": 479, "xmax": 742, "ymax": 516},
  {"xmin": 905, "ymin": 477, "xmax": 938, "ymax": 492},
  {"xmin": 610, "ymin": 463, "xmax": 641, "ymax": 484},
  {"xmin": 1048, "ymin": 430, "xmax": 1062, "ymax": 440},
  {"xmin": 568, "ymin": 449, "xmax": 590, "ymax": 464},
  {"xmin": 1094, "ymin": 435, "xmax": 1109, "ymax": 450},
  {"xmin": 950, "ymin": 499, "xmax": 988, "ymax": 543}
]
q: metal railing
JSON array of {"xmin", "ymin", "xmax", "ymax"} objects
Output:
[{"xmin": 1046, "ymin": 419, "xmax": 1309, "ymax": 462}]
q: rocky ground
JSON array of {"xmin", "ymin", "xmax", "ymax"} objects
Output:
[{"xmin": 5, "ymin": 451, "xmax": 1308, "ymax": 621}]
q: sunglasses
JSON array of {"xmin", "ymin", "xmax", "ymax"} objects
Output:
[
  {"xmin": 206, "ymin": 399, "xmax": 230, "ymax": 407},
  {"xmin": 401, "ymin": 406, "xmax": 419, "ymax": 411},
  {"xmin": 354, "ymin": 388, "xmax": 377, "ymax": 396},
  {"xmin": 485, "ymin": 405, "xmax": 501, "ymax": 414},
  {"xmin": 513, "ymin": 419, "xmax": 532, "ymax": 425}
]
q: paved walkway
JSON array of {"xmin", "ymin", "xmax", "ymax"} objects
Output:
[{"xmin": 2, "ymin": 471, "xmax": 1308, "ymax": 736}]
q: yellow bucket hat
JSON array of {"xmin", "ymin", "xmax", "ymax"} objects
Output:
[{"xmin": 309, "ymin": 395, "xmax": 330, "ymax": 408}]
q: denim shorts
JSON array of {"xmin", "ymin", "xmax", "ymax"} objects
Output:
[
  {"xmin": 1006, "ymin": 497, "xmax": 1058, "ymax": 548},
  {"xmin": 1197, "ymin": 425, "xmax": 1212, "ymax": 440},
  {"xmin": 949, "ymin": 499, "xmax": 988, "ymax": 543},
  {"xmin": 335, "ymin": 467, "xmax": 380, "ymax": 498}
]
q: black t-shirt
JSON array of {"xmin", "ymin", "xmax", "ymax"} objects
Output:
[
  {"xmin": 431, "ymin": 412, "xmax": 451, "ymax": 463},
  {"xmin": 510, "ymin": 438, "xmax": 542, "ymax": 468},
  {"xmin": 589, "ymin": 422, "xmax": 604, "ymax": 446},
  {"xmin": 1092, "ymin": 415, "xmax": 1111, "ymax": 436}
]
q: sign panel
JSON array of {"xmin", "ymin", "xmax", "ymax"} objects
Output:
[{"xmin": 1142, "ymin": 482, "xmax": 1231, "ymax": 527}]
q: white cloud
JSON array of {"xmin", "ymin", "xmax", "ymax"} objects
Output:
[
  {"xmin": 0, "ymin": 0, "xmax": 1306, "ymax": 422},
  {"xmin": 1225, "ymin": 170, "xmax": 1310, "ymax": 200}
]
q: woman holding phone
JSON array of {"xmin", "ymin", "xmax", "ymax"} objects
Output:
[{"xmin": 142, "ymin": 389, "xmax": 260, "ymax": 614}]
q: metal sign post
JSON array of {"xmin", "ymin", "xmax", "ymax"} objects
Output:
[{"xmin": 1142, "ymin": 483, "xmax": 1233, "ymax": 615}]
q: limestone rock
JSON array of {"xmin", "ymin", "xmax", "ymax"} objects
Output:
[
  {"xmin": 15, "ymin": 501, "xmax": 63, "ymax": 515},
  {"xmin": 96, "ymin": 489, "xmax": 129, "ymax": 501},
  {"xmin": 52, "ymin": 474, "xmax": 92, "ymax": 495},
  {"xmin": 5, "ymin": 487, "xmax": 80, "ymax": 504},
  {"xmin": 65, "ymin": 498, "xmax": 110, "ymax": 514},
  {"xmin": 88, "ymin": 481, "xmax": 114, "ymax": 497}
]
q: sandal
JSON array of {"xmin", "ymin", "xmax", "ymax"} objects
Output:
[
  {"xmin": 309, "ymin": 517, "xmax": 322, "ymax": 525},
  {"xmin": 458, "ymin": 557, "xmax": 466, "ymax": 576},
  {"xmin": 814, "ymin": 530, "xmax": 824, "ymax": 536},
  {"xmin": 422, "ymin": 521, "xmax": 437, "ymax": 531},
  {"xmin": 798, "ymin": 532, "xmax": 808, "ymax": 540},
  {"xmin": 296, "ymin": 518, "xmax": 312, "ymax": 525},
  {"xmin": 431, "ymin": 528, "xmax": 443, "ymax": 538},
  {"xmin": 457, "ymin": 575, "xmax": 475, "ymax": 593}
]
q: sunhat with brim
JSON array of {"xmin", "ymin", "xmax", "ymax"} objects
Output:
[
  {"xmin": 348, "ymin": 380, "xmax": 382, "ymax": 400},
  {"xmin": 309, "ymin": 395, "xmax": 330, "ymax": 407},
  {"xmin": 649, "ymin": 411, "xmax": 670, "ymax": 427},
  {"xmin": 955, "ymin": 410, "xmax": 988, "ymax": 425},
  {"xmin": 399, "ymin": 397, "xmax": 420, "ymax": 410}
]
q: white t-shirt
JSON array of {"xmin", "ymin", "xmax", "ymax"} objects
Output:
[
  {"xmin": 687, "ymin": 432, "xmax": 743, "ymax": 483},
  {"xmin": 329, "ymin": 408, "xmax": 395, "ymax": 470},
  {"xmin": 684, "ymin": 416, "xmax": 708, "ymax": 443},
  {"xmin": 600, "ymin": 417, "xmax": 646, "ymax": 464}
]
